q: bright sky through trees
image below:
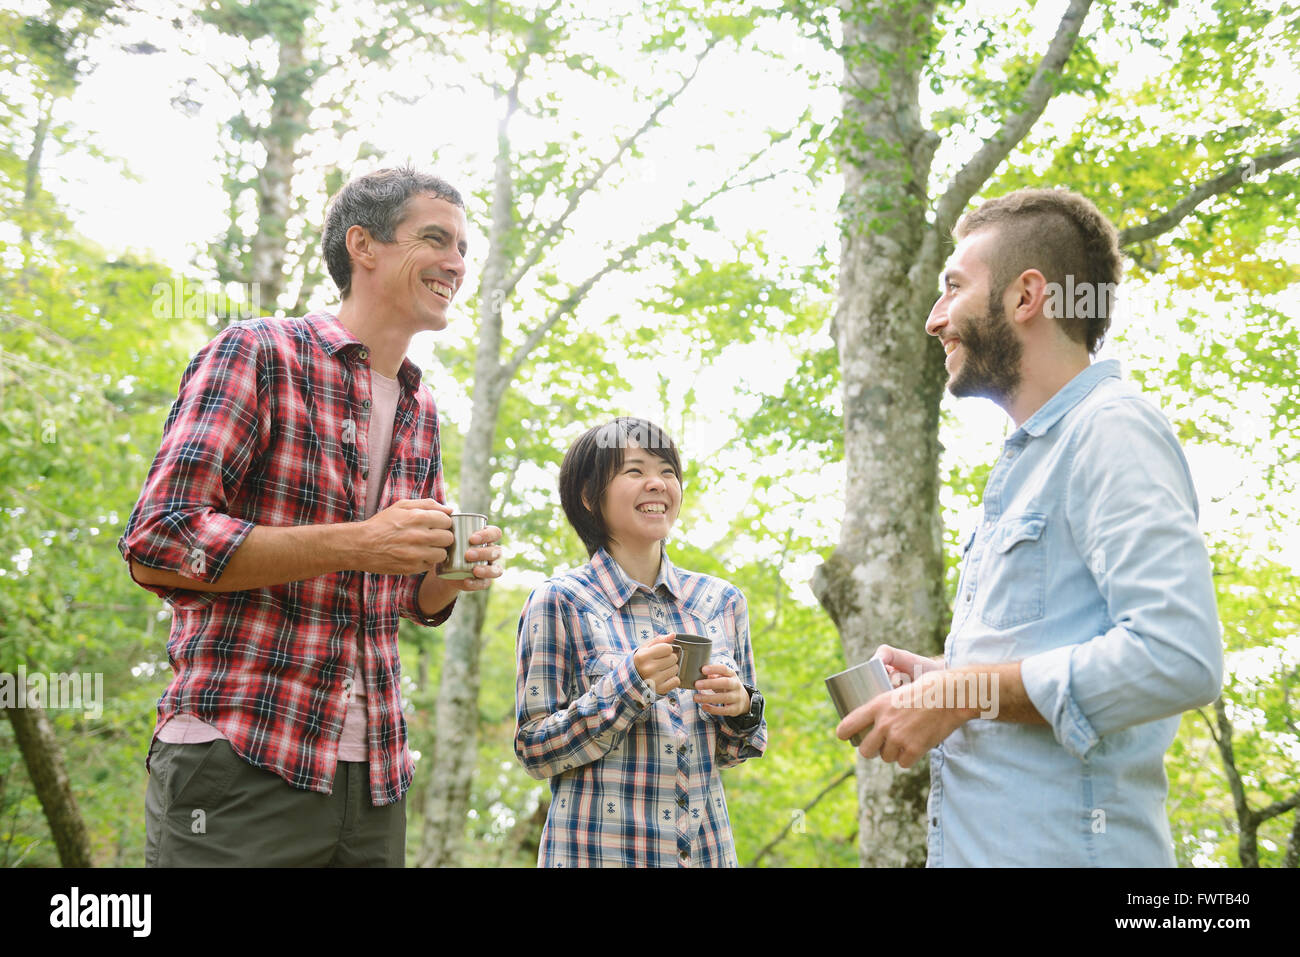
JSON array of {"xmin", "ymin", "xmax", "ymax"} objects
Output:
[{"xmin": 33, "ymin": 0, "xmax": 1300, "ymax": 593}]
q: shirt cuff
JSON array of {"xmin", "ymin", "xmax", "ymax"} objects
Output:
[
  {"xmin": 610, "ymin": 652, "xmax": 654, "ymax": 710},
  {"xmin": 119, "ymin": 512, "xmax": 254, "ymax": 598},
  {"xmin": 402, "ymin": 571, "xmax": 456, "ymax": 627},
  {"xmin": 1020, "ymin": 645, "xmax": 1101, "ymax": 760},
  {"xmin": 715, "ymin": 684, "xmax": 760, "ymax": 735}
]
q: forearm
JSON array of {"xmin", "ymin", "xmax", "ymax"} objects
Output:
[
  {"xmin": 949, "ymin": 662, "xmax": 1046, "ymax": 724},
  {"xmin": 515, "ymin": 656, "xmax": 651, "ymax": 780},
  {"xmin": 130, "ymin": 522, "xmax": 362, "ymax": 592},
  {"xmin": 415, "ymin": 572, "xmax": 460, "ymax": 619}
]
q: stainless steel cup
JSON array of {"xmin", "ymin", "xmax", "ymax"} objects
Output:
[
  {"xmin": 436, "ymin": 512, "xmax": 489, "ymax": 580},
  {"xmin": 671, "ymin": 633, "xmax": 712, "ymax": 691},
  {"xmin": 825, "ymin": 657, "xmax": 893, "ymax": 746}
]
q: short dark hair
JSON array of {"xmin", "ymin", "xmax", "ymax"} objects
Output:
[
  {"xmin": 321, "ymin": 167, "xmax": 464, "ymax": 298},
  {"xmin": 559, "ymin": 418, "xmax": 683, "ymax": 557},
  {"xmin": 954, "ymin": 188, "xmax": 1123, "ymax": 354}
]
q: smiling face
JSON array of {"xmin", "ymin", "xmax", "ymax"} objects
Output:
[
  {"xmin": 925, "ymin": 230, "xmax": 1023, "ymax": 403},
  {"xmin": 598, "ymin": 444, "xmax": 682, "ymax": 552},
  {"xmin": 368, "ymin": 193, "xmax": 468, "ymax": 334}
]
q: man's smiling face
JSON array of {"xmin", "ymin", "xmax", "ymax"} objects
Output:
[
  {"xmin": 371, "ymin": 193, "xmax": 468, "ymax": 333},
  {"xmin": 925, "ymin": 229, "xmax": 1023, "ymax": 403}
]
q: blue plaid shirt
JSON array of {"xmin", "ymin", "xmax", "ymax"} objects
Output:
[{"xmin": 515, "ymin": 547, "xmax": 766, "ymax": 867}]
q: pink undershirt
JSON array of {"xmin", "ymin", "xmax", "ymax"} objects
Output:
[{"xmin": 158, "ymin": 369, "xmax": 404, "ymax": 764}]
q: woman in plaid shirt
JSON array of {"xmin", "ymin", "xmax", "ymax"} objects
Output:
[{"xmin": 514, "ymin": 418, "xmax": 767, "ymax": 867}]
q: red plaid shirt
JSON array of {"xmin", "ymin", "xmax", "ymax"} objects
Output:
[{"xmin": 120, "ymin": 311, "xmax": 451, "ymax": 805}]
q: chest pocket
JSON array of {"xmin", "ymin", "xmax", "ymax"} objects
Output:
[
  {"xmin": 977, "ymin": 513, "xmax": 1048, "ymax": 629},
  {"xmin": 386, "ymin": 455, "xmax": 430, "ymax": 503},
  {"xmin": 579, "ymin": 613, "xmax": 627, "ymax": 691}
]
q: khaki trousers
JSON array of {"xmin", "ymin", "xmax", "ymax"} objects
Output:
[{"xmin": 145, "ymin": 740, "xmax": 406, "ymax": 867}]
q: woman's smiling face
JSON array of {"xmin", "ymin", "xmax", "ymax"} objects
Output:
[{"xmin": 598, "ymin": 443, "xmax": 682, "ymax": 550}]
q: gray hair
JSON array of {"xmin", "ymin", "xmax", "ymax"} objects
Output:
[{"xmin": 322, "ymin": 167, "xmax": 464, "ymax": 298}]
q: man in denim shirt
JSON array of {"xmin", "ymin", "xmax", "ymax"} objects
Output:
[{"xmin": 837, "ymin": 189, "xmax": 1222, "ymax": 866}]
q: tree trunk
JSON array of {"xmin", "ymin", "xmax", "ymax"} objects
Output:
[
  {"xmin": 816, "ymin": 0, "xmax": 948, "ymax": 869},
  {"xmin": 250, "ymin": 29, "xmax": 308, "ymax": 314},
  {"xmin": 417, "ymin": 98, "xmax": 517, "ymax": 867},
  {"xmin": 21, "ymin": 97, "xmax": 52, "ymax": 249},
  {"xmin": 1286, "ymin": 809, "xmax": 1299, "ymax": 868},
  {"xmin": 3, "ymin": 693, "xmax": 93, "ymax": 867},
  {"xmin": 415, "ymin": 379, "xmax": 507, "ymax": 866},
  {"xmin": 822, "ymin": 0, "xmax": 1101, "ymax": 868}
]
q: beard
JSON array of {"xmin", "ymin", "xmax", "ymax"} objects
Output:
[{"xmin": 947, "ymin": 296, "xmax": 1022, "ymax": 403}]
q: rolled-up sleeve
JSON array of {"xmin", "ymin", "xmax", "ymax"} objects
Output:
[
  {"xmin": 398, "ymin": 571, "xmax": 456, "ymax": 627},
  {"xmin": 701, "ymin": 589, "xmax": 767, "ymax": 768},
  {"xmin": 118, "ymin": 324, "xmax": 267, "ymax": 598},
  {"xmin": 514, "ymin": 584, "xmax": 653, "ymax": 780},
  {"xmin": 1021, "ymin": 398, "xmax": 1223, "ymax": 758}
]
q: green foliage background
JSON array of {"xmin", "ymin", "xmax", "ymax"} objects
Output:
[{"xmin": 2, "ymin": 0, "xmax": 1297, "ymax": 868}]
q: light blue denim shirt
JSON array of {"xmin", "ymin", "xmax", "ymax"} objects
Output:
[{"xmin": 928, "ymin": 360, "xmax": 1223, "ymax": 867}]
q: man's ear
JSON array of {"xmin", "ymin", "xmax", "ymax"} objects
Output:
[
  {"xmin": 345, "ymin": 224, "xmax": 376, "ymax": 274},
  {"xmin": 1011, "ymin": 269, "xmax": 1049, "ymax": 326}
]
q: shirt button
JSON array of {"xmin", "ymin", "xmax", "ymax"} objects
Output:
[
  {"xmin": 362, "ymin": 399, "xmax": 372, "ymax": 410},
  {"xmin": 361, "ymin": 468, "xmax": 369, "ymax": 480},
  {"xmin": 676, "ymin": 796, "xmax": 688, "ymax": 809},
  {"xmin": 964, "ymin": 590, "xmax": 973, "ymax": 602},
  {"xmin": 678, "ymin": 849, "xmax": 689, "ymax": 863},
  {"xmin": 931, "ymin": 817, "xmax": 938, "ymax": 827},
  {"xmin": 358, "ymin": 348, "xmax": 369, "ymax": 360}
]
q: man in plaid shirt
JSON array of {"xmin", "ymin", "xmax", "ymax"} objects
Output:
[{"xmin": 121, "ymin": 168, "xmax": 502, "ymax": 866}]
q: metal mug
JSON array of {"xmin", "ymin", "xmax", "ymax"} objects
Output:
[
  {"xmin": 825, "ymin": 657, "xmax": 894, "ymax": 747},
  {"xmin": 670, "ymin": 633, "xmax": 712, "ymax": 691},
  {"xmin": 436, "ymin": 512, "xmax": 489, "ymax": 580}
]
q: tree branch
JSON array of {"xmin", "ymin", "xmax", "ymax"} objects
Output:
[
  {"xmin": 932, "ymin": 0, "xmax": 1096, "ymax": 238},
  {"xmin": 491, "ymin": 452, "xmax": 523, "ymax": 517},
  {"xmin": 1255, "ymin": 789, "xmax": 1300, "ymax": 824},
  {"xmin": 499, "ymin": 155, "xmax": 785, "ymax": 385},
  {"xmin": 1195, "ymin": 705, "xmax": 1222, "ymax": 748},
  {"xmin": 757, "ymin": 527, "xmax": 794, "ymax": 639},
  {"xmin": 1211, "ymin": 696, "xmax": 1250, "ymax": 823},
  {"xmin": 1119, "ymin": 137, "xmax": 1300, "ymax": 247},
  {"xmin": 499, "ymin": 36, "xmax": 722, "ymax": 301},
  {"xmin": 747, "ymin": 768, "xmax": 855, "ymax": 868}
]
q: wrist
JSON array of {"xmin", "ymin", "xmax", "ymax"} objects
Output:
[
  {"xmin": 417, "ymin": 571, "xmax": 458, "ymax": 617},
  {"xmin": 942, "ymin": 666, "xmax": 993, "ymax": 723},
  {"xmin": 724, "ymin": 685, "xmax": 763, "ymax": 731},
  {"xmin": 333, "ymin": 518, "xmax": 368, "ymax": 572}
]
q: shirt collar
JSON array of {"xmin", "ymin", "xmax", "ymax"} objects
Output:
[
  {"xmin": 589, "ymin": 545, "xmax": 682, "ymax": 608},
  {"xmin": 305, "ymin": 311, "xmax": 425, "ymax": 392},
  {"xmin": 1017, "ymin": 359, "xmax": 1121, "ymax": 439}
]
